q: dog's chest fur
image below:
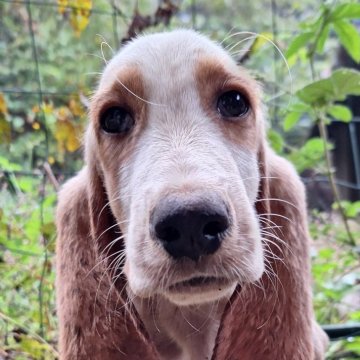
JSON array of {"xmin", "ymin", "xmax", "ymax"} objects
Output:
[{"xmin": 132, "ymin": 293, "xmax": 226, "ymax": 360}]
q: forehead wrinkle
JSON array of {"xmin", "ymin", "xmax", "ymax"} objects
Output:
[
  {"xmin": 101, "ymin": 31, "xmax": 230, "ymax": 105},
  {"xmin": 99, "ymin": 65, "xmax": 144, "ymax": 99},
  {"xmin": 91, "ymin": 65, "xmax": 146, "ymax": 122}
]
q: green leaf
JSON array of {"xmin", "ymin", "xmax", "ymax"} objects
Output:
[
  {"xmin": 19, "ymin": 335, "xmax": 53, "ymax": 359},
  {"xmin": 333, "ymin": 20, "xmax": 360, "ymax": 63},
  {"xmin": 327, "ymin": 104, "xmax": 352, "ymax": 122},
  {"xmin": 297, "ymin": 68, "xmax": 360, "ymax": 106},
  {"xmin": 297, "ymin": 80, "xmax": 332, "ymax": 106},
  {"xmin": 283, "ymin": 102, "xmax": 311, "ymax": 131},
  {"xmin": 344, "ymin": 336, "xmax": 360, "ymax": 354},
  {"xmin": 288, "ymin": 137, "xmax": 328, "ymax": 172},
  {"xmin": 0, "ymin": 156, "xmax": 22, "ymax": 171},
  {"xmin": 342, "ymin": 200, "xmax": 360, "ymax": 218},
  {"xmin": 316, "ymin": 24, "xmax": 330, "ymax": 53},
  {"xmin": 331, "ymin": 68, "xmax": 360, "ymax": 96},
  {"xmin": 267, "ymin": 129, "xmax": 284, "ymax": 153},
  {"xmin": 286, "ymin": 32, "xmax": 314, "ymax": 59},
  {"xmin": 318, "ymin": 248, "xmax": 335, "ymax": 260},
  {"xmin": 302, "ymin": 137, "xmax": 325, "ymax": 153},
  {"xmin": 290, "ymin": 102, "xmax": 312, "ymax": 112},
  {"xmin": 251, "ymin": 32, "xmax": 273, "ymax": 53},
  {"xmin": 283, "ymin": 111, "xmax": 301, "ymax": 131},
  {"xmin": 329, "ymin": 3, "xmax": 360, "ymax": 21}
]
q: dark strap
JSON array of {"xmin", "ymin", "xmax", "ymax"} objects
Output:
[{"xmin": 322, "ymin": 324, "xmax": 360, "ymax": 340}]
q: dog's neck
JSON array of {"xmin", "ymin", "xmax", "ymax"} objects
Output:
[{"xmin": 131, "ymin": 293, "xmax": 227, "ymax": 360}]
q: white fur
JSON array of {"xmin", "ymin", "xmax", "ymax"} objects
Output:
[{"xmin": 96, "ymin": 29, "xmax": 265, "ymax": 359}]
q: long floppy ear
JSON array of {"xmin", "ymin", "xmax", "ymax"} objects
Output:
[
  {"xmin": 86, "ymin": 150, "xmax": 123, "ymax": 281},
  {"xmin": 213, "ymin": 143, "xmax": 325, "ymax": 358},
  {"xmin": 255, "ymin": 139, "xmax": 271, "ymax": 216},
  {"xmin": 57, "ymin": 126, "xmax": 158, "ymax": 360}
]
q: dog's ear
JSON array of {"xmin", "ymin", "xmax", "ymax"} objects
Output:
[
  {"xmin": 56, "ymin": 132, "xmax": 158, "ymax": 359},
  {"xmin": 215, "ymin": 135, "xmax": 320, "ymax": 359},
  {"xmin": 256, "ymin": 140, "xmax": 271, "ymax": 216},
  {"xmin": 85, "ymin": 128, "xmax": 123, "ymax": 284}
]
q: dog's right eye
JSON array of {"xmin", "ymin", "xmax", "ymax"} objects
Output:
[
  {"xmin": 100, "ymin": 107, "xmax": 134, "ymax": 134},
  {"xmin": 217, "ymin": 90, "xmax": 249, "ymax": 118}
]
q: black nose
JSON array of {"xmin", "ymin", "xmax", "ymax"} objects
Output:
[{"xmin": 151, "ymin": 195, "xmax": 230, "ymax": 261}]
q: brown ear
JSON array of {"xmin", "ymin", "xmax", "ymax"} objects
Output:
[
  {"xmin": 77, "ymin": 129, "xmax": 160, "ymax": 359},
  {"xmin": 214, "ymin": 146, "xmax": 319, "ymax": 358},
  {"xmin": 85, "ymin": 130, "xmax": 124, "ymax": 289},
  {"xmin": 256, "ymin": 141, "xmax": 271, "ymax": 216}
]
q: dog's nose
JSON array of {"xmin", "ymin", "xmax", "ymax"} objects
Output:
[{"xmin": 151, "ymin": 195, "xmax": 229, "ymax": 261}]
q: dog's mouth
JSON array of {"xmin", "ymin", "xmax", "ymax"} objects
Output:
[
  {"xmin": 168, "ymin": 276, "xmax": 230, "ymax": 292},
  {"xmin": 163, "ymin": 275, "xmax": 237, "ymax": 305}
]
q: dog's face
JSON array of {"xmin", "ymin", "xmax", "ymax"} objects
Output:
[{"xmin": 88, "ymin": 30, "xmax": 266, "ymax": 306}]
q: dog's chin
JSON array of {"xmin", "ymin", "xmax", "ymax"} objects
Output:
[{"xmin": 162, "ymin": 277, "xmax": 238, "ymax": 306}]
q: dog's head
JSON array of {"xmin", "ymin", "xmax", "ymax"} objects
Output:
[{"xmin": 86, "ymin": 30, "xmax": 268, "ymax": 306}]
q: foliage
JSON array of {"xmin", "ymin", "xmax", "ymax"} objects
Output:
[
  {"xmin": 0, "ymin": 0, "xmax": 359, "ymax": 359},
  {"xmin": 281, "ymin": 2, "xmax": 360, "ymax": 357},
  {"xmin": 0, "ymin": 178, "xmax": 57, "ymax": 359}
]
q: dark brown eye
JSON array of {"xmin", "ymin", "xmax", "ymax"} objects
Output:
[
  {"xmin": 217, "ymin": 91, "xmax": 249, "ymax": 118},
  {"xmin": 100, "ymin": 107, "xmax": 134, "ymax": 134}
]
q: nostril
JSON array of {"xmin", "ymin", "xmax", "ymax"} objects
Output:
[
  {"xmin": 155, "ymin": 223, "xmax": 181, "ymax": 243},
  {"xmin": 151, "ymin": 195, "xmax": 230, "ymax": 259},
  {"xmin": 202, "ymin": 218, "xmax": 228, "ymax": 240}
]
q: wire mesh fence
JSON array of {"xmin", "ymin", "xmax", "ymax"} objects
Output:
[{"xmin": 2, "ymin": 1, "xmax": 360, "ymax": 193}]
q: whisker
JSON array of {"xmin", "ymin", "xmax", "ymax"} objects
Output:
[
  {"xmin": 256, "ymin": 197, "xmax": 296, "ymax": 209},
  {"xmin": 260, "ymin": 212, "xmax": 294, "ymax": 224},
  {"xmin": 224, "ymin": 31, "xmax": 293, "ymax": 95}
]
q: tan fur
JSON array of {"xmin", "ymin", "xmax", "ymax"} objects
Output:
[
  {"xmin": 195, "ymin": 56, "xmax": 262, "ymax": 151},
  {"xmin": 213, "ymin": 153, "xmax": 320, "ymax": 359},
  {"xmin": 56, "ymin": 29, "xmax": 328, "ymax": 359}
]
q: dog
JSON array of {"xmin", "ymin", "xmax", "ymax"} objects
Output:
[{"xmin": 56, "ymin": 29, "xmax": 328, "ymax": 359}]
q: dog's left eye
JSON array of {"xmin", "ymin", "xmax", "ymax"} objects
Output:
[
  {"xmin": 217, "ymin": 90, "xmax": 249, "ymax": 118},
  {"xmin": 100, "ymin": 107, "xmax": 134, "ymax": 134}
]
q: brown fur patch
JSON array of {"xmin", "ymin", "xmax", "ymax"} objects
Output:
[
  {"xmin": 56, "ymin": 170, "xmax": 159, "ymax": 359},
  {"xmin": 88, "ymin": 65, "xmax": 148, "ymax": 222},
  {"xmin": 212, "ymin": 152, "xmax": 317, "ymax": 360},
  {"xmin": 90, "ymin": 66, "xmax": 146, "ymax": 133},
  {"xmin": 82, "ymin": 66, "xmax": 149, "ymax": 294},
  {"xmin": 195, "ymin": 56, "xmax": 262, "ymax": 151}
]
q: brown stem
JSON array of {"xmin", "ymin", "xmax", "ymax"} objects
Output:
[
  {"xmin": 306, "ymin": 4, "xmax": 356, "ymax": 246},
  {"xmin": 317, "ymin": 117, "xmax": 355, "ymax": 246},
  {"xmin": 43, "ymin": 162, "xmax": 60, "ymax": 191},
  {"xmin": 305, "ymin": 3, "xmax": 356, "ymax": 246}
]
